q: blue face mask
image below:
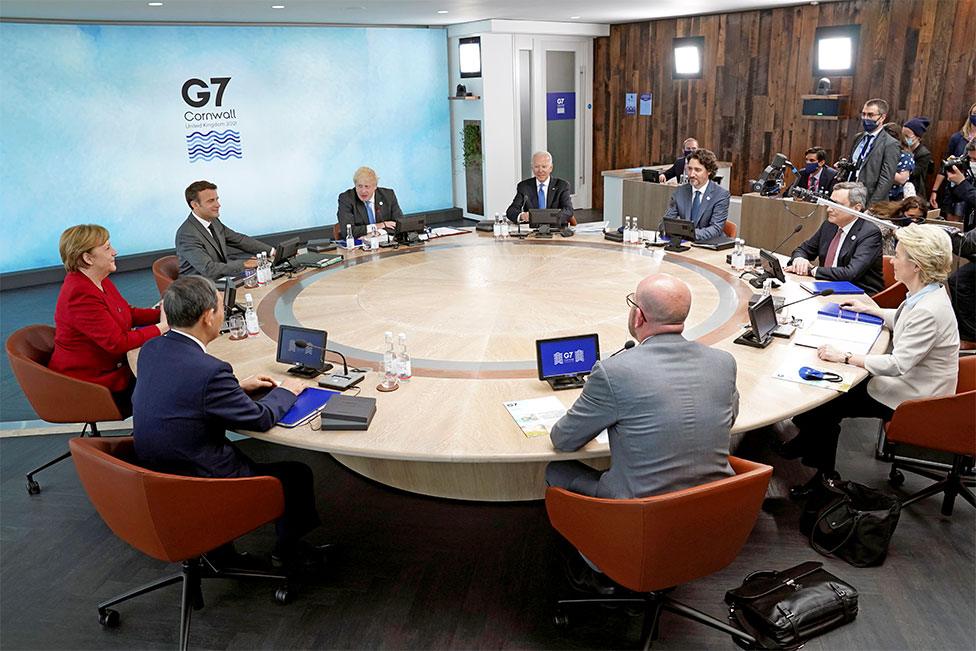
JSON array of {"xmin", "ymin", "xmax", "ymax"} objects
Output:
[
  {"xmin": 862, "ymin": 118, "xmax": 879, "ymax": 132},
  {"xmin": 804, "ymin": 162, "xmax": 819, "ymax": 174},
  {"xmin": 683, "ymin": 148, "xmax": 693, "ymax": 157},
  {"xmin": 970, "ymin": 115, "xmax": 976, "ymax": 126},
  {"xmin": 905, "ymin": 137, "xmax": 915, "ymax": 146}
]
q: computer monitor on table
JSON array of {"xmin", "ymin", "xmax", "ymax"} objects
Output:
[
  {"xmin": 276, "ymin": 325, "xmax": 332, "ymax": 377},
  {"xmin": 661, "ymin": 217, "xmax": 695, "ymax": 252},
  {"xmin": 536, "ymin": 334, "xmax": 601, "ymax": 390},
  {"xmin": 528, "ymin": 209, "xmax": 562, "ymax": 237},
  {"xmin": 272, "ymin": 237, "xmax": 301, "ymax": 268},
  {"xmin": 641, "ymin": 169, "xmax": 661, "ymax": 183},
  {"xmin": 394, "ymin": 215, "xmax": 427, "ymax": 244},
  {"xmin": 733, "ymin": 294, "xmax": 777, "ymax": 349}
]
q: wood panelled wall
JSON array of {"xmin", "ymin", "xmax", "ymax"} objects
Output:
[{"xmin": 592, "ymin": 0, "xmax": 976, "ymax": 207}]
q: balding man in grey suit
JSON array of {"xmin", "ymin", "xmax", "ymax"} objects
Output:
[{"xmin": 546, "ymin": 273, "xmax": 738, "ymax": 499}]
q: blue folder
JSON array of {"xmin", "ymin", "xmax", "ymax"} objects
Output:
[
  {"xmin": 817, "ymin": 302, "xmax": 884, "ymax": 325},
  {"xmin": 800, "ymin": 281, "xmax": 865, "ymax": 295},
  {"xmin": 277, "ymin": 386, "xmax": 338, "ymax": 428}
]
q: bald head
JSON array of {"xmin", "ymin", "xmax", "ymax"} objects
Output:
[{"xmin": 632, "ymin": 273, "xmax": 692, "ymax": 337}]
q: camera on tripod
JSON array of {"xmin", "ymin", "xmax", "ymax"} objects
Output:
[{"xmin": 942, "ymin": 155, "xmax": 970, "ymax": 175}]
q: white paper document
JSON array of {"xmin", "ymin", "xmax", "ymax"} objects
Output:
[
  {"xmin": 504, "ymin": 396, "xmax": 608, "ymax": 444},
  {"xmin": 793, "ymin": 318, "xmax": 882, "ymax": 356}
]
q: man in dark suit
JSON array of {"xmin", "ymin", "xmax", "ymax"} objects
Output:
[
  {"xmin": 788, "ymin": 147, "xmax": 838, "ymax": 197},
  {"xmin": 849, "ymin": 98, "xmax": 900, "ymax": 206},
  {"xmin": 660, "ymin": 148, "xmax": 730, "ymax": 241},
  {"xmin": 132, "ymin": 275, "xmax": 325, "ymax": 569},
  {"xmin": 336, "ymin": 166, "xmax": 405, "ymax": 238},
  {"xmin": 785, "ymin": 181, "xmax": 884, "ymax": 295},
  {"xmin": 176, "ymin": 180, "xmax": 273, "ymax": 281},
  {"xmin": 505, "ymin": 151, "xmax": 575, "ymax": 224},
  {"xmin": 657, "ymin": 137, "xmax": 699, "ymax": 184}
]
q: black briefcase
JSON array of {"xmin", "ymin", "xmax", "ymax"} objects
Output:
[{"xmin": 724, "ymin": 561, "xmax": 858, "ymax": 650}]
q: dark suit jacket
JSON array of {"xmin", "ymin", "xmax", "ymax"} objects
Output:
[
  {"xmin": 852, "ymin": 129, "xmax": 901, "ymax": 206},
  {"xmin": 662, "ymin": 156, "xmax": 687, "ymax": 182},
  {"xmin": 789, "ymin": 166, "xmax": 838, "ymax": 196},
  {"xmin": 132, "ymin": 331, "xmax": 297, "ymax": 478},
  {"xmin": 790, "ymin": 218, "xmax": 884, "ymax": 294},
  {"xmin": 909, "ymin": 145, "xmax": 933, "ymax": 197},
  {"xmin": 176, "ymin": 214, "xmax": 271, "ymax": 280},
  {"xmin": 505, "ymin": 176, "xmax": 574, "ymax": 223},
  {"xmin": 661, "ymin": 180, "xmax": 730, "ymax": 241},
  {"xmin": 336, "ymin": 187, "xmax": 404, "ymax": 238}
]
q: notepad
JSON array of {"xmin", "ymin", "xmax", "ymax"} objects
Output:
[
  {"xmin": 277, "ymin": 386, "xmax": 338, "ymax": 428},
  {"xmin": 794, "ymin": 318, "xmax": 882, "ymax": 355},
  {"xmin": 800, "ymin": 281, "xmax": 865, "ymax": 295},
  {"xmin": 817, "ymin": 302, "xmax": 884, "ymax": 325}
]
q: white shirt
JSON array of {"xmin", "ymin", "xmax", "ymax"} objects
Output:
[
  {"xmin": 192, "ymin": 212, "xmax": 216, "ymax": 237},
  {"xmin": 171, "ymin": 329, "xmax": 208, "ymax": 353}
]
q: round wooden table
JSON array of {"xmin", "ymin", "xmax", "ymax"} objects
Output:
[{"xmin": 200, "ymin": 231, "xmax": 888, "ymax": 501}]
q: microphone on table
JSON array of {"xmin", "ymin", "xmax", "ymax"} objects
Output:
[
  {"xmin": 609, "ymin": 340, "xmax": 636, "ymax": 357},
  {"xmin": 296, "ymin": 341, "xmax": 366, "ymax": 391},
  {"xmin": 775, "ymin": 288, "xmax": 835, "ymax": 312},
  {"xmin": 771, "ymin": 223, "xmax": 804, "ymax": 257}
]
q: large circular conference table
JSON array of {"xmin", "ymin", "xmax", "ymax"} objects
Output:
[{"xmin": 206, "ymin": 230, "xmax": 888, "ymax": 502}]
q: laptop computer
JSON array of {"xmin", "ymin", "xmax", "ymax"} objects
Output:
[{"xmin": 692, "ymin": 235, "xmax": 736, "ymax": 250}]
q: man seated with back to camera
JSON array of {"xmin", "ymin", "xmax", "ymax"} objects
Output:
[
  {"xmin": 176, "ymin": 180, "xmax": 274, "ymax": 281},
  {"xmin": 545, "ymin": 273, "xmax": 738, "ymax": 593},
  {"xmin": 132, "ymin": 276, "xmax": 329, "ymax": 572},
  {"xmin": 505, "ymin": 151, "xmax": 575, "ymax": 225},
  {"xmin": 659, "ymin": 148, "xmax": 730, "ymax": 241},
  {"xmin": 785, "ymin": 181, "xmax": 884, "ymax": 295}
]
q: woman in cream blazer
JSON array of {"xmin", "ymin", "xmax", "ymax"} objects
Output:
[{"xmin": 778, "ymin": 223, "xmax": 959, "ymax": 499}]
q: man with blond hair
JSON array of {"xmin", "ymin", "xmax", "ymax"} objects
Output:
[{"xmin": 336, "ymin": 166, "xmax": 404, "ymax": 238}]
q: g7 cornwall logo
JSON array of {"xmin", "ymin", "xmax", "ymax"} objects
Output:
[{"xmin": 181, "ymin": 76, "xmax": 243, "ymax": 163}]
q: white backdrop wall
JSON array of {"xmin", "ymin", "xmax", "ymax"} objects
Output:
[{"xmin": 0, "ymin": 23, "xmax": 452, "ymax": 273}]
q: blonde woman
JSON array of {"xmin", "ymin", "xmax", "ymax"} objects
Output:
[{"xmin": 777, "ymin": 223, "xmax": 959, "ymax": 498}]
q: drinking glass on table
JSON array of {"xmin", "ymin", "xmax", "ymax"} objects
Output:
[{"xmin": 228, "ymin": 315, "xmax": 248, "ymax": 341}]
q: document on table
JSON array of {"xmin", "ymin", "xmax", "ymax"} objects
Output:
[
  {"xmin": 793, "ymin": 318, "xmax": 882, "ymax": 355},
  {"xmin": 503, "ymin": 396, "xmax": 608, "ymax": 444},
  {"xmin": 573, "ymin": 221, "xmax": 609, "ymax": 234},
  {"xmin": 429, "ymin": 226, "xmax": 468, "ymax": 237}
]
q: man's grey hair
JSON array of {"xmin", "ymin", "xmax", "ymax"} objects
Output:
[
  {"xmin": 163, "ymin": 275, "xmax": 219, "ymax": 328},
  {"xmin": 532, "ymin": 151, "xmax": 553, "ymax": 164},
  {"xmin": 833, "ymin": 181, "xmax": 868, "ymax": 209}
]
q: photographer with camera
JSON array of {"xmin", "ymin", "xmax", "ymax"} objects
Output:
[
  {"xmin": 945, "ymin": 152, "xmax": 976, "ymax": 342},
  {"xmin": 942, "ymin": 139, "xmax": 976, "ymax": 229},
  {"xmin": 929, "ymin": 103, "xmax": 976, "ymax": 210}
]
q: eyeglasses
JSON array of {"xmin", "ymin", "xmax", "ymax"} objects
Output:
[
  {"xmin": 860, "ymin": 111, "xmax": 881, "ymax": 118},
  {"xmin": 626, "ymin": 292, "xmax": 646, "ymax": 320}
]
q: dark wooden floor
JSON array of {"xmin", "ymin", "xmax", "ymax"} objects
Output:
[{"xmin": 1, "ymin": 421, "xmax": 973, "ymax": 650}]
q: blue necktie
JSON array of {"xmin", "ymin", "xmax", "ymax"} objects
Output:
[
  {"xmin": 855, "ymin": 135, "xmax": 874, "ymax": 168},
  {"xmin": 366, "ymin": 200, "xmax": 376, "ymax": 225},
  {"xmin": 538, "ymin": 183, "xmax": 546, "ymax": 209},
  {"xmin": 691, "ymin": 190, "xmax": 702, "ymax": 223}
]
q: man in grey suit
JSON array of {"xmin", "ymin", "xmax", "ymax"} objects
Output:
[
  {"xmin": 850, "ymin": 98, "xmax": 900, "ymax": 206},
  {"xmin": 176, "ymin": 180, "xmax": 273, "ymax": 281},
  {"xmin": 546, "ymin": 273, "xmax": 738, "ymax": 499},
  {"xmin": 660, "ymin": 148, "xmax": 731, "ymax": 241}
]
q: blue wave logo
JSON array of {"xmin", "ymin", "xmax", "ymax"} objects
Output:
[{"xmin": 185, "ymin": 129, "xmax": 242, "ymax": 162}]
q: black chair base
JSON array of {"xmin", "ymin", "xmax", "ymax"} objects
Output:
[
  {"xmin": 554, "ymin": 591, "xmax": 755, "ymax": 650},
  {"xmin": 890, "ymin": 454, "xmax": 976, "ymax": 516},
  {"xmin": 26, "ymin": 422, "xmax": 101, "ymax": 495},
  {"xmin": 96, "ymin": 555, "xmax": 290, "ymax": 650}
]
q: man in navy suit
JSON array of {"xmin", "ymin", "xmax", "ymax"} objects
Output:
[
  {"xmin": 660, "ymin": 148, "xmax": 731, "ymax": 241},
  {"xmin": 785, "ymin": 181, "xmax": 884, "ymax": 295},
  {"xmin": 658, "ymin": 137, "xmax": 699, "ymax": 184},
  {"xmin": 336, "ymin": 166, "xmax": 405, "ymax": 238},
  {"xmin": 132, "ymin": 275, "xmax": 325, "ymax": 569},
  {"xmin": 787, "ymin": 147, "xmax": 838, "ymax": 198},
  {"xmin": 505, "ymin": 151, "xmax": 575, "ymax": 225}
]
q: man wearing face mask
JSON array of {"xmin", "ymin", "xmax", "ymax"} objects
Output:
[
  {"xmin": 788, "ymin": 147, "xmax": 838, "ymax": 197},
  {"xmin": 902, "ymin": 117, "xmax": 933, "ymax": 197},
  {"xmin": 849, "ymin": 98, "xmax": 901, "ymax": 206},
  {"xmin": 658, "ymin": 137, "xmax": 699, "ymax": 184}
]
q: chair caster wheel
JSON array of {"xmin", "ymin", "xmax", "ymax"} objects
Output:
[
  {"xmin": 26, "ymin": 479, "xmax": 40, "ymax": 495},
  {"xmin": 888, "ymin": 469, "xmax": 905, "ymax": 487},
  {"xmin": 98, "ymin": 609, "xmax": 120, "ymax": 627},
  {"xmin": 274, "ymin": 586, "xmax": 291, "ymax": 605},
  {"xmin": 553, "ymin": 609, "xmax": 570, "ymax": 628}
]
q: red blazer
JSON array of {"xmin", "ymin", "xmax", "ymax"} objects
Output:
[{"xmin": 48, "ymin": 271, "xmax": 161, "ymax": 393}]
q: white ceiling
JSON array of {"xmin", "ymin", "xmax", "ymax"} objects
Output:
[{"xmin": 0, "ymin": 0, "xmax": 827, "ymax": 26}]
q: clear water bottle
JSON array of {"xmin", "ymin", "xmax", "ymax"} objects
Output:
[
  {"xmin": 383, "ymin": 331, "xmax": 397, "ymax": 386},
  {"xmin": 261, "ymin": 252, "xmax": 272, "ymax": 282},
  {"xmin": 732, "ymin": 238, "xmax": 745, "ymax": 270},
  {"xmin": 624, "ymin": 216, "xmax": 633, "ymax": 244},
  {"xmin": 244, "ymin": 293, "xmax": 260, "ymax": 336},
  {"xmin": 493, "ymin": 213, "xmax": 501, "ymax": 239},
  {"xmin": 500, "ymin": 213, "xmax": 510, "ymax": 239},
  {"xmin": 256, "ymin": 253, "xmax": 267, "ymax": 285},
  {"xmin": 630, "ymin": 218, "xmax": 641, "ymax": 244},
  {"xmin": 345, "ymin": 224, "xmax": 355, "ymax": 250},
  {"xmin": 397, "ymin": 332, "xmax": 412, "ymax": 380}
]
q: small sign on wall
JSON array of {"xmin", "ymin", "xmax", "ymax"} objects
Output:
[
  {"xmin": 546, "ymin": 92, "xmax": 576, "ymax": 120},
  {"xmin": 625, "ymin": 92, "xmax": 637, "ymax": 115},
  {"xmin": 639, "ymin": 93, "xmax": 652, "ymax": 116}
]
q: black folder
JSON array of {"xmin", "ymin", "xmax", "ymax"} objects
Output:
[{"xmin": 320, "ymin": 395, "xmax": 376, "ymax": 431}]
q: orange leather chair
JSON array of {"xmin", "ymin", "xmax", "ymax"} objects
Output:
[
  {"xmin": 882, "ymin": 255, "xmax": 896, "ymax": 289},
  {"xmin": 70, "ymin": 436, "xmax": 290, "ymax": 650},
  {"xmin": 5, "ymin": 325, "xmax": 124, "ymax": 495},
  {"xmin": 546, "ymin": 456, "xmax": 772, "ymax": 649},
  {"xmin": 884, "ymin": 356, "xmax": 976, "ymax": 516},
  {"xmin": 152, "ymin": 255, "xmax": 180, "ymax": 297},
  {"xmin": 723, "ymin": 221, "xmax": 738, "ymax": 238},
  {"xmin": 872, "ymin": 281, "xmax": 908, "ymax": 309}
]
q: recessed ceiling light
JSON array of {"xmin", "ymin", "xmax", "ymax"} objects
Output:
[
  {"xmin": 437, "ymin": 10, "xmax": 449, "ymax": 14},
  {"xmin": 271, "ymin": 4, "xmax": 285, "ymax": 8},
  {"xmin": 147, "ymin": 2, "xmax": 163, "ymax": 6},
  {"xmin": 570, "ymin": 16, "xmax": 581, "ymax": 19}
]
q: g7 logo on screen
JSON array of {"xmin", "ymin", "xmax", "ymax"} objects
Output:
[{"xmin": 181, "ymin": 77, "xmax": 231, "ymax": 108}]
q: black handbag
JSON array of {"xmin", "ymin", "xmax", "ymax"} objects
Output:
[
  {"xmin": 724, "ymin": 561, "xmax": 858, "ymax": 650},
  {"xmin": 799, "ymin": 477, "xmax": 901, "ymax": 567}
]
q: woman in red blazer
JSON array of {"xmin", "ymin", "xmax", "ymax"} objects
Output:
[{"xmin": 48, "ymin": 224, "xmax": 168, "ymax": 414}]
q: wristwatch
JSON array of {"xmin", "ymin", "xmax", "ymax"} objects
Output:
[{"xmin": 843, "ymin": 352, "xmax": 852, "ymax": 365}]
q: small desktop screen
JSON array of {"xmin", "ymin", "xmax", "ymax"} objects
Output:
[
  {"xmin": 276, "ymin": 325, "xmax": 327, "ymax": 369},
  {"xmin": 749, "ymin": 295, "xmax": 778, "ymax": 342},
  {"xmin": 536, "ymin": 334, "xmax": 601, "ymax": 380}
]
